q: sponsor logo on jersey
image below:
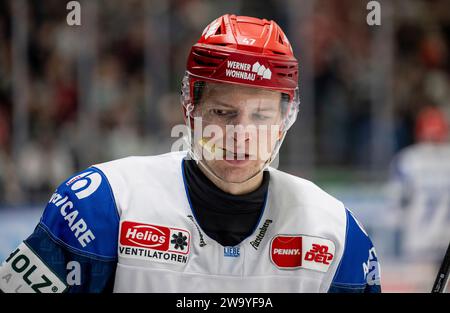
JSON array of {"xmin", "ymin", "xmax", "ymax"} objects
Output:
[
  {"xmin": 0, "ymin": 243, "xmax": 67, "ymax": 293},
  {"xmin": 224, "ymin": 246, "xmax": 240, "ymax": 258},
  {"xmin": 119, "ymin": 221, "xmax": 191, "ymax": 265},
  {"xmin": 270, "ymin": 235, "xmax": 302, "ymax": 269},
  {"xmin": 305, "ymin": 244, "xmax": 333, "ymax": 265},
  {"xmin": 225, "ymin": 60, "xmax": 272, "ymax": 82},
  {"xmin": 250, "ymin": 219, "xmax": 272, "ymax": 250},
  {"xmin": 66, "ymin": 170, "xmax": 102, "ymax": 200},
  {"xmin": 48, "ymin": 192, "xmax": 96, "ymax": 248},
  {"xmin": 270, "ymin": 235, "xmax": 335, "ymax": 272},
  {"xmin": 187, "ymin": 215, "xmax": 207, "ymax": 247},
  {"xmin": 363, "ymin": 247, "xmax": 381, "ymax": 285},
  {"xmin": 45, "ymin": 170, "xmax": 102, "ymax": 249}
]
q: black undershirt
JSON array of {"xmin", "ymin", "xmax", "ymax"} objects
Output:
[{"xmin": 183, "ymin": 159, "xmax": 269, "ymax": 247}]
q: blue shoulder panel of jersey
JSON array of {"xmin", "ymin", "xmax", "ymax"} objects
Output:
[
  {"xmin": 39, "ymin": 167, "xmax": 120, "ymax": 259},
  {"xmin": 328, "ymin": 209, "xmax": 381, "ymax": 293}
]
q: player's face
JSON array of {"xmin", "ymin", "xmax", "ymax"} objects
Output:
[{"xmin": 193, "ymin": 82, "xmax": 283, "ymax": 183}]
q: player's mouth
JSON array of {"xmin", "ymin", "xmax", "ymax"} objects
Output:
[
  {"xmin": 198, "ymin": 138, "xmax": 255, "ymax": 165},
  {"xmin": 223, "ymin": 149, "xmax": 253, "ymax": 166}
]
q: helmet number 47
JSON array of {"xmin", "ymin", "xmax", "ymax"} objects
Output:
[{"xmin": 242, "ymin": 38, "xmax": 256, "ymax": 45}]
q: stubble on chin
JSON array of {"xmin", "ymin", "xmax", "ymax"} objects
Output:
[{"xmin": 209, "ymin": 160, "xmax": 263, "ymax": 183}]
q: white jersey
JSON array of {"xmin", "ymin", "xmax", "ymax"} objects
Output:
[
  {"xmin": 0, "ymin": 151, "xmax": 381, "ymax": 293},
  {"xmin": 389, "ymin": 142, "xmax": 450, "ymax": 260}
]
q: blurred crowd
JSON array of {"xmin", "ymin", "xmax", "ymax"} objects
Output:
[
  {"xmin": 0, "ymin": 0, "xmax": 449, "ymax": 205},
  {"xmin": 303, "ymin": 0, "xmax": 450, "ymax": 166}
]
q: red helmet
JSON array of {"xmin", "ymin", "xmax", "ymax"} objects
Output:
[
  {"xmin": 182, "ymin": 14, "xmax": 300, "ymax": 130},
  {"xmin": 415, "ymin": 106, "xmax": 449, "ymax": 142}
]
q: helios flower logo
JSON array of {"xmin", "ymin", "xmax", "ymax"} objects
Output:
[{"xmin": 171, "ymin": 232, "xmax": 188, "ymax": 251}]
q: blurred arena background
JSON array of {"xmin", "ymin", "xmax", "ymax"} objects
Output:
[{"xmin": 0, "ymin": 0, "xmax": 449, "ymax": 292}]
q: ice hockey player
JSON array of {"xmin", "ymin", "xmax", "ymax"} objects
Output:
[
  {"xmin": 388, "ymin": 105, "xmax": 450, "ymax": 263},
  {"xmin": 0, "ymin": 14, "xmax": 381, "ymax": 293}
]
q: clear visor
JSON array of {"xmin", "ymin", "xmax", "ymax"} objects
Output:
[
  {"xmin": 183, "ymin": 76, "xmax": 299, "ymax": 131},
  {"xmin": 191, "ymin": 82, "xmax": 284, "ymax": 126},
  {"xmin": 181, "ymin": 74, "xmax": 300, "ymax": 184}
]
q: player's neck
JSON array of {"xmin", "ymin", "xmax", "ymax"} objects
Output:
[{"xmin": 198, "ymin": 164, "xmax": 264, "ymax": 195}]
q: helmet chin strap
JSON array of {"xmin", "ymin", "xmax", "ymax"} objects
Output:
[{"xmin": 184, "ymin": 116, "xmax": 288, "ymax": 187}]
